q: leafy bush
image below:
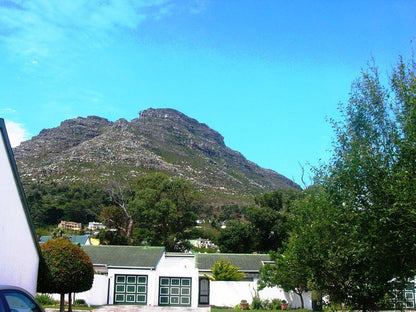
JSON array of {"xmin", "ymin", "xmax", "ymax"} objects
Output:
[
  {"xmin": 251, "ymin": 290, "xmax": 263, "ymax": 310},
  {"xmin": 35, "ymin": 294, "xmax": 56, "ymax": 305},
  {"xmin": 75, "ymin": 299, "xmax": 86, "ymax": 305},
  {"xmin": 251, "ymin": 297, "xmax": 264, "ymax": 310},
  {"xmin": 205, "ymin": 258, "xmax": 246, "ymax": 281},
  {"xmin": 247, "ymin": 297, "xmax": 285, "ymax": 310},
  {"xmin": 270, "ymin": 299, "xmax": 282, "ymax": 310}
]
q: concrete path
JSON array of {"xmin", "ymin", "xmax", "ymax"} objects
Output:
[
  {"xmin": 92, "ymin": 306, "xmax": 210, "ymax": 312},
  {"xmin": 46, "ymin": 306, "xmax": 210, "ymax": 312}
]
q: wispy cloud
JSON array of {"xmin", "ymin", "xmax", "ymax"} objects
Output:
[
  {"xmin": 4, "ymin": 120, "xmax": 31, "ymax": 147},
  {"xmin": 0, "ymin": 0, "xmax": 181, "ymax": 63},
  {"xmin": 0, "ymin": 108, "xmax": 17, "ymax": 115}
]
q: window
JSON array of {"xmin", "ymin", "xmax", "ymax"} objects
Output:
[{"xmin": 3, "ymin": 292, "xmax": 42, "ymax": 312}]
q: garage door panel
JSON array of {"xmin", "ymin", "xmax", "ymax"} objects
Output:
[
  {"xmin": 159, "ymin": 277, "xmax": 191, "ymax": 306},
  {"xmin": 115, "ymin": 274, "xmax": 148, "ymax": 305}
]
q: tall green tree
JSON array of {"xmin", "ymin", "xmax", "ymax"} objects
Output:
[
  {"xmin": 288, "ymin": 58, "xmax": 416, "ymax": 311},
  {"xmin": 216, "ymin": 220, "xmax": 255, "ymax": 253},
  {"xmin": 259, "ymin": 241, "xmax": 310, "ymax": 309},
  {"xmin": 128, "ymin": 173, "xmax": 199, "ymax": 251},
  {"xmin": 37, "ymin": 238, "xmax": 94, "ymax": 312},
  {"xmin": 247, "ymin": 190, "xmax": 299, "ymax": 252}
]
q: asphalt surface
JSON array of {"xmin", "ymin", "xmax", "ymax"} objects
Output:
[
  {"xmin": 46, "ymin": 306, "xmax": 210, "ymax": 312},
  {"xmin": 93, "ymin": 306, "xmax": 210, "ymax": 312}
]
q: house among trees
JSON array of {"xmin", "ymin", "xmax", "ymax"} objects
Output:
[
  {"xmin": 58, "ymin": 220, "xmax": 82, "ymax": 231},
  {"xmin": 88, "ymin": 221, "xmax": 106, "ymax": 231},
  {"xmin": 0, "ymin": 118, "xmax": 41, "ymax": 295},
  {"xmin": 71, "ymin": 246, "xmax": 311, "ymax": 309},
  {"xmin": 39, "ymin": 234, "xmax": 92, "ymax": 246}
]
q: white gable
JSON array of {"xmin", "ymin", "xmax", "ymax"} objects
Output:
[{"xmin": 0, "ymin": 119, "xmax": 39, "ymax": 295}]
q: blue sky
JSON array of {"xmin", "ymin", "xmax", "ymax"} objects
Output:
[{"xmin": 0, "ymin": 0, "xmax": 415, "ymax": 186}]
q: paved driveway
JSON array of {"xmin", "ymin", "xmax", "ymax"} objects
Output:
[
  {"xmin": 46, "ymin": 305, "xmax": 210, "ymax": 312},
  {"xmin": 93, "ymin": 306, "xmax": 210, "ymax": 312},
  {"xmin": 45, "ymin": 306, "xmax": 210, "ymax": 312}
]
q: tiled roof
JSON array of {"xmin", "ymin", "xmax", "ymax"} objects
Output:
[
  {"xmin": 39, "ymin": 235, "xmax": 90, "ymax": 245},
  {"xmin": 165, "ymin": 252, "xmax": 194, "ymax": 257},
  {"xmin": 39, "ymin": 236, "xmax": 52, "ymax": 243},
  {"xmin": 69, "ymin": 235, "xmax": 89, "ymax": 245},
  {"xmin": 196, "ymin": 253, "xmax": 270, "ymax": 272},
  {"xmin": 83, "ymin": 245, "xmax": 165, "ymax": 268}
]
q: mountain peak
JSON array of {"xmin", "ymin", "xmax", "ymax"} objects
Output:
[
  {"xmin": 14, "ymin": 108, "xmax": 300, "ymax": 206},
  {"xmin": 139, "ymin": 107, "xmax": 188, "ymax": 119},
  {"xmin": 136, "ymin": 107, "xmax": 225, "ymax": 146}
]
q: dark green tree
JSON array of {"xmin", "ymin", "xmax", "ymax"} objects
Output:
[
  {"xmin": 128, "ymin": 173, "xmax": 198, "ymax": 251},
  {"xmin": 259, "ymin": 240, "xmax": 310, "ymax": 309},
  {"xmin": 246, "ymin": 190, "xmax": 299, "ymax": 252},
  {"xmin": 37, "ymin": 238, "xmax": 94, "ymax": 312},
  {"xmin": 24, "ymin": 182, "xmax": 111, "ymax": 227},
  {"xmin": 96, "ymin": 229, "xmax": 128, "ymax": 245},
  {"xmin": 216, "ymin": 220, "xmax": 255, "ymax": 253},
  {"xmin": 288, "ymin": 58, "xmax": 416, "ymax": 311}
]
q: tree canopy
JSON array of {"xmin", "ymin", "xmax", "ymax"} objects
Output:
[
  {"xmin": 217, "ymin": 189, "xmax": 299, "ymax": 253},
  {"xmin": 37, "ymin": 237, "xmax": 94, "ymax": 312},
  {"xmin": 25, "ymin": 182, "xmax": 111, "ymax": 227},
  {"xmin": 259, "ymin": 242, "xmax": 309, "ymax": 309},
  {"xmin": 216, "ymin": 220, "xmax": 254, "ymax": 253},
  {"xmin": 277, "ymin": 58, "xmax": 416, "ymax": 311},
  {"xmin": 128, "ymin": 173, "xmax": 199, "ymax": 251}
]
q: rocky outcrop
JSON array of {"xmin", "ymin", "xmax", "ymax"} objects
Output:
[{"xmin": 13, "ymin": 108, "xmax": 300, "ymax": 196}]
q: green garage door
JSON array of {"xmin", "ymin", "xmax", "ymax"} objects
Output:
[
  {"xmin": 114, "ymin": 274, "xmax": 148, "ymax": 304},
  {"xmin": 404, "ymin": 283, "xmax": 415, "ymax": 309},
  {"xmin": 159, "ymin": 277, "xmax": 192, "ymax": 306}
]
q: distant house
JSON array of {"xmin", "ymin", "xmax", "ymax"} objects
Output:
[
  {"xmin": 39, "ymin": 234, "xmax": 92, "ymax": 246},
  {"xmin": 70, "ymin": 246, "xmax": 311, "ymax": 309},
  {"xmin": 189, "ymin": 237, "xmax": 217, "ymax": 250},
  {"xmin": 88, "ymin": 221, "xmax": 106, "ymax": 231},
  {"xmin": 58, "ymin": 220, "xmax": 82, "ymax": 231},
  {"xmin": 0, "ymin": 118, "xmax": 41, "ymax": 295}
]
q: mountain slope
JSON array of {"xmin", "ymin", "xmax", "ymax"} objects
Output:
[{"xmin": 13, "ymin": 108, "xmax": 300, "ymax": 204}]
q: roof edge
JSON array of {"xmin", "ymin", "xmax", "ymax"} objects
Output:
[{"xmin": 108, "ymin": 266, "xmax": 154, "ymax": 270}]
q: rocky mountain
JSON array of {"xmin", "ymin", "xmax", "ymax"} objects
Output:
[{"xmin": 13, "ymin": 108, "xmax": 300, "ymax": 204}]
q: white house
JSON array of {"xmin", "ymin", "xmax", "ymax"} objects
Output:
[
  {"xmin": 74, "ymin": 246, "xmax": 311, "ymax": 309},
  {"xmin": 88, "ymin": 221, "xmax": 106, "ymax": 231},
  {"xmin": 0, "ymin": 118, "xmax": 41, "ymax": 295}
]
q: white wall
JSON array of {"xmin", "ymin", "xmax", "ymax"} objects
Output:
[
  {"xmin": 75, "ymin": 274, "xmax": 109, "ymax": 305},
  {"xmin": 209, "ymin": 280, "xmax": 312, "ymax": 310},
  {"xmin": 0, "ymin": 135, "xmax": 39, "ymax": 295},
  {"xmin": 47, "ymin": 275, "xmax": 110, "ymax": 306},
  {"xmin": 260, "ymin": 285, "xmax": 312, "ymax": 310},
  {"xmin": 209, "ymin": 281, "xmax": 256, "ymax": 307}
]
